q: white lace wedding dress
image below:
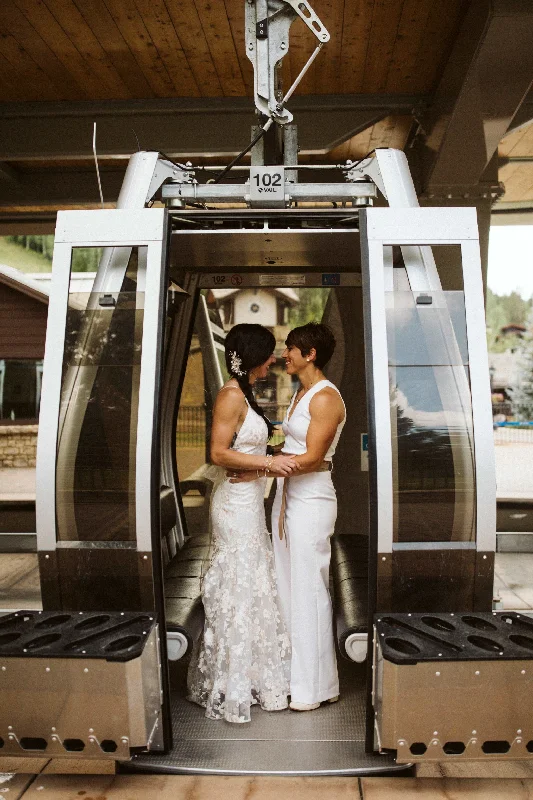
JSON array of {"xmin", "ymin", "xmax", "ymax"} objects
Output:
[{"xmin": 187, "ymin": 400, "xmax": 290, "ymax": 723}]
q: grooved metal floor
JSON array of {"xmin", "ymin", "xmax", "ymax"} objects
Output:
[{"xmin": 128, "ymin": 660, "xmax": 402, "ymax": 775}]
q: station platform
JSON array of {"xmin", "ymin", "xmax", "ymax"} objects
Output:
[{"xmin": 1, "ymin": 760, "xmax": 533, "ymax": 799}]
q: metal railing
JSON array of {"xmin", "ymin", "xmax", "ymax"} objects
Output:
[{"xmin": 176, "ymin": 403, "xmax": 291, "ymax": 447}]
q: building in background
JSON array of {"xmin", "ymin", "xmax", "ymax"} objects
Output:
[
  {"xmin": 0, "ymin": 268, "xmax": 95, "ymax": 469},
  {"xmin": 0, "ymin": 266, "xmax": 50, "ymax": 469},
  {"xmin": 208, "ymin": 286, "xmax": 300, "ymax": 413}
]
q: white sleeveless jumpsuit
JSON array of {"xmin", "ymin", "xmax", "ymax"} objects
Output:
[{"xmin": 271, "ymin": 379, "xmax": 346, "ymax": 705}]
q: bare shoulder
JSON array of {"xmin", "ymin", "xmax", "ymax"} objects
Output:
[
  {"xmin": 310, "ymin": 386, "xmax": 345, "ymax": 421},
  {"xmin": 215, "ymin": 384, "xmax": 246, "ymax": 415}
]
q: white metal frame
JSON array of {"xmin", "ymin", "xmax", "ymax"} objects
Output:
[
  {"xmin": 36, "ymin": 208, "xmax": 168, "ymax": 555},
  {"xmin": 360, "ymin": 206, "xmax": 496, "ymax": 555}
]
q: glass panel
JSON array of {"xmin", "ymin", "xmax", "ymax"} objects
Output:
[
  {"xmin": 386, "ymin": 291, "xmax": 468, "ymax": 366},
  {"xmin": 390, "ymin": 365, "xmax": 476, "ymax": 543},
  {"xmin": 56, "ymin": 246, "xmax": 146, "ymax": 542}
]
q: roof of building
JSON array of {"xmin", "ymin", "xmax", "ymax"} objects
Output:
[
  {"xmin": 0, "ymin": 268, "xmax": 100, "ymax": 304},
  {"xmin": 0, "ymin": 264, "xmax": 50, "ymax": 304},
  {"xmin": 28, "ymin": 272, "xmax": 97, "ymax": 295}
]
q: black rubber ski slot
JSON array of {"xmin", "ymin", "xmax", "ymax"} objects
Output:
[
  {"xmin": 0, "ymin": 611, "xmax": 157, "ymax": 662},
  {"xmin": 376, "ymin": 612, "xmax": 533, "ymax": 664},
  {"xmin": 380, "ymin": 616, "xmax": 461, "ymax": 652}
]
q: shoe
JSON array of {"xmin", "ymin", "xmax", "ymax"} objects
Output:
[
  {"xmin": 289, "ymin": 701, "xmax": 320, "ymax": 711},
  {"xmin": 327, "ymin": 695, "xmax": 340, "ymax": 704}
]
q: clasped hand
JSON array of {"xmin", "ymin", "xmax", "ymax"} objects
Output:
[{"xmin": 228, "ymin": 454, "xmax": 299, "ymax": 483}]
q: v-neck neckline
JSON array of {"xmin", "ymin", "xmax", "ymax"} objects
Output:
[{"xmin": 287, "ymin": 379, "xmax": 327, "ymax": 423}]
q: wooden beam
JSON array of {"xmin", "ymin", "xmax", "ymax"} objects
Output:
[{"xmin": 414, "ymin": 0, "xmax": 533, "ymax": 191}]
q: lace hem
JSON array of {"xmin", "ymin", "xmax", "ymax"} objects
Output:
[{"xmin": 187, "ymin": 687, "xmax": 289, "ymax": 724}]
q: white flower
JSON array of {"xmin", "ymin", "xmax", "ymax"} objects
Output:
[{"xmin": 229, "ymin": 350, "xmax": 245, "ymax": 377}]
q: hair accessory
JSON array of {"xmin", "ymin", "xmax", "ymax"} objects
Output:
[{"xmin": 229, "ymin": 350, "xmax": 245, "ymax": 377}]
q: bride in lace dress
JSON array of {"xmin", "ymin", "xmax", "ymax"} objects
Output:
[{"xmin": 187, "ymin": 323, "xmax": 297, "ymax": 723}]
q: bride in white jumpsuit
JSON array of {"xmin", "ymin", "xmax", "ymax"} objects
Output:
[{"xmin": 271, "ymin": 322, "xmax": 346, "ymax": 710}]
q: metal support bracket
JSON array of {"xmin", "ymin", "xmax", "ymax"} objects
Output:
[{"xmin": 245, "ymin": 0, "xmax": 329, "ymax": 125}]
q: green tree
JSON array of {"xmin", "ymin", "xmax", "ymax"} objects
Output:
[
  {"xmin": 4, "ymin": 235, "xmax": 100, "ymax": 272},
  {"xmin": 288, "ymin": 288, "xmax": 330, "ymax": 326},
  {"xmin": 486, "ymin": 287, "xmax": 531, "ymax": 353}
]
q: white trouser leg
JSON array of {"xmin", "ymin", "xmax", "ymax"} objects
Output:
[{"xmin": 272, "ymin": 472, "xmax": 339, "ymax": 705}]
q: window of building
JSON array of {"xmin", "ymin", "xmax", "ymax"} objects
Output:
[{"xmin": 0, "ymin": 359, "xmax": 43, "ymax": 422}]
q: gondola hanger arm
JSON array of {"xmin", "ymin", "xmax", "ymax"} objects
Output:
[{"xmin": 245, "ymin": 0, "xmax": 329, "ymax": 126}]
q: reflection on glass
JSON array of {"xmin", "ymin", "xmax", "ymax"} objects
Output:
[
  {"xmin": 0, "ymin": 360, "xmax": 43, "ymax": 420},
  {"xmin": 390, "ymin": 366, "xmax": 475, "ymax": 543},
  {"xmin": 386, "ymin": 291, "xmax": 468, "ymax": 366},
  {"xmin": 56, "ymin": 247, "xmax": 145, "ymax": 542}
]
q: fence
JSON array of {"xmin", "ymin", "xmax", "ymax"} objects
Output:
[
  {"xmin": 494, "ymin": 424, "xmax": 533, "ymax": 445},
  {"xmin": 176, "ymin": 403, "xmax": 290, "ymax": 448}
]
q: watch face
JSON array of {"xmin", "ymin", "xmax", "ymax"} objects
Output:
[{"xmin": 250, "ymin": 302, "xmax": 260, "ymax": 313}]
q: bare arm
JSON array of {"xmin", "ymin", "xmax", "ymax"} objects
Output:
[
  {"xmin": 210, "ymin": 387, "xmax": 297, "ymax": 476},
  {"xmin": 289, "ymin": 389, "xmax": 344, "ymax": 475}
]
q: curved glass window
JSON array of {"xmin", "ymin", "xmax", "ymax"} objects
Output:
[
  {"xmin": 56, "ymin": 247, "xmax": 146, "ymax": 542},
  {"xmin": 386, "ymin": 289, "xmax": 475, "ymax": 544}
]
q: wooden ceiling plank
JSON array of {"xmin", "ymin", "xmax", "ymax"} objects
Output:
[
  {"xmin": 13, "ymin": 0, "xmax": 118, "ymax": 99},
  {"xmin": 410, "ymin": 0, "xmax": 464, "ymax": 93},
  {"xmin": 333, "ymin": 125, "xmax": 373, "ymax": 161},
  {"xmin": 499, "ymin": 161, "xmax": 522, "ymax": 188},
  {"xmin": 339, "ymin": 0, "xmax": 374, "ymax": 95},
  {"xmin": 349, "ymin": 128, "xmax": 372, "ymax": 160},
  {"xmin": 0, "ymin": 56, "xmax": 22, "ymax": 102},
  {"xmin": 499, "ymin": 127, "xmax": 530, "ymax": 158},
  {"xmin": 193, "ymin": 1, "xmax": 246, "ymax": 96},
  {"xmin": 377, "ymin": 114, "xmax": 412, "ymax": 150},
  {"xmin": 0, "ymin": 30, "xmax": 61, "ymax": 101},
  {"xmin": 367, "ymin": 117, "xmax": 392, "ymax": 151},
  {"xmin": 225, "ymin": 0, "xmax": 253, "ymax": 96},
  {"xmin": 164, "ymin": 0, "xmax": 223, "ymax": 97},
  {"xmin": 289, "ymin": 16, "xmax": 316, "ymax": 95},
  {"xmin": 0, "ymin": 1, "xmax": 82, "ymax": 99},
  {"xmin": 388, "ymin": 115, "xmax": 413, "ymax": 149},
  {"xmin": 327, "ymin": 140, "xmax": 350, "ymax": 162},
  {"xmin": 385, "ymin": 0, "xmax": 433, "ymax": 93},
  {"xmin": 315, "ymin": 0, "xmax": 344, "ymax": 94},
  {"xmin": 501, "ymin": 120, "xmax": 533, "ymax": 158},
  {"xmin": 71, "ymin": 0, "xmax": 153, "ymax": 98},
  {"xmin": 362, "ymin": 0, "xmax": 406, "ymax": 94},
  {"xmin": 131, "ymin": 0, "xmax": 200, "ymax": 96},
  {"xmin": 501, "ymin": 164, "xmax": 533, "ymax": 203},
  {"xmin": 0, "ymin": 50, "xmax": 42, "ymax": 101},
  {"xmin": 102, "ymin": 0, "xmax": 177, "ymax": 97},
  {"xmin": 42, "ymin": 0, "xmax": 131, "ymax": 99}
]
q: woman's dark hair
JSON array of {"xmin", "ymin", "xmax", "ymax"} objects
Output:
[
  {"xmin": 224, "ymin": 323, "xmax": 276, "ymax": 437},
  {"xmin": 286, "ymin": 322, "xmax": 336, "ymax": 369}
]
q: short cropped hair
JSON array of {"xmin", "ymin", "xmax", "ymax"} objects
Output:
[{"xmin": 286, "ymin": 322, "xmax": 336, "ymax": 369}]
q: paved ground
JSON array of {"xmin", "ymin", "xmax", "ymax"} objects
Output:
[
  {"xmin": 0, "ymin": 468, "xmax": 35, "ymax": 502},
  {"xmin": 494, "ymin": 436, "xmax": 533, "ymax": 499},
  {"xmin": 2, "ymin": 767, "xmax": 533, "ymax": 799}
]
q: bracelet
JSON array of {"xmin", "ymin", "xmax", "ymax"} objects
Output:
[{"xmin": 265, "ymin": 454, "xmax": 273, "ymax": 473}]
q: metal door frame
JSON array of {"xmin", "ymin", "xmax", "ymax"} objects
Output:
[{"xmin": 359, "ymin": 205, "xmax": 495, "ymax": 751}]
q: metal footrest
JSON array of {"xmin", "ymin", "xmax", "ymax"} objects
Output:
[
  {"xmin": 0, "ymin": 610, "xmax": 162, "ymax": 759},
  {"xmin": 374, "ymin": 611, "xmax": 533, "ymax": 762}
]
